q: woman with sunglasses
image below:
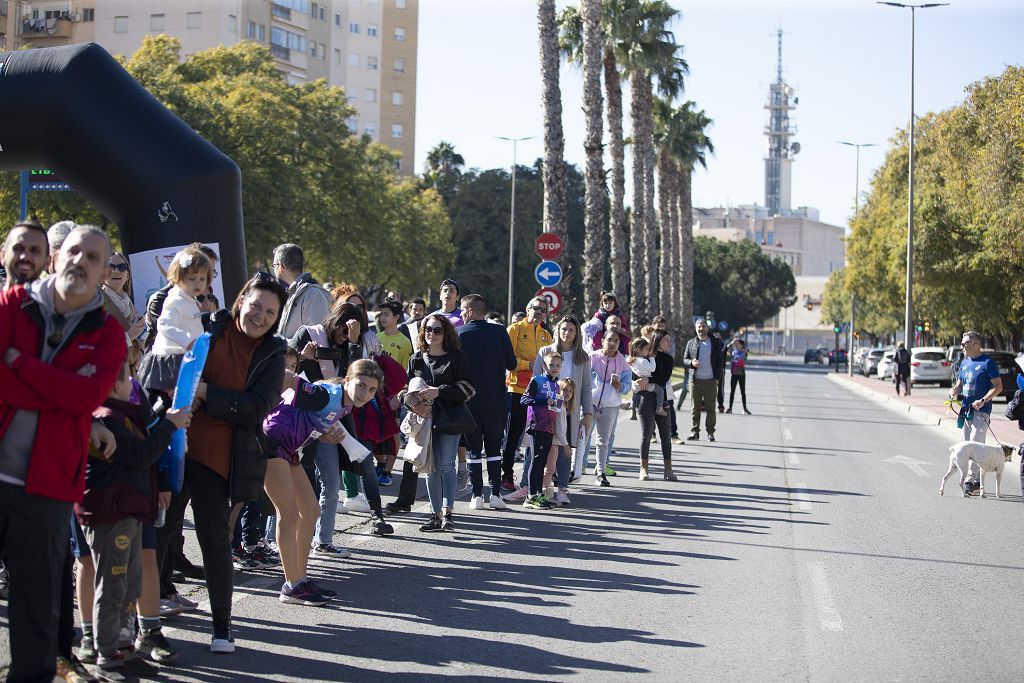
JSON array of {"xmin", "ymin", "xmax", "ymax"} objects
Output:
[
  {"xmin": 101, "ymin": 252, "xmax": 146, "ymax": 370},
  {"xmin": 406, "ymin": 314, "xmax": 475, "ymax": 532},
  {"xmin": 532, "ymin": 315, "xmax": 593, "ymax": 504}
]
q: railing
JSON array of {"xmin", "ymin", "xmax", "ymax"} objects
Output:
[
  {"xmin": 270, "ymin": 44, "xmax": 291, "ymax": 60},
  {"xmin": 271, "ymin": 4, "xmax": 291, "ymax": 20}
]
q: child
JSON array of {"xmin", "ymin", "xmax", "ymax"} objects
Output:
[
  {"xmin": 376, "ymin": 300, "xmax": 413, "ymax": 372},
  {"xmin": 138, "ymin": 246, "xmax": 211, "ymax": 399},
  {"xmin": 629, "ymin": 337, "xmax": 667, "ymax": 416},
  {"xmin": 262, "ymin": 360, "xmax": 391, "ymax": 606},
  {"xmin": 543, "ymin": 377, "xmax": 576, "ymax": 505},
  {"xmin": 282, "ymin": 347, "xmax": 300, "ymax": 391},
  {"xmin": 521, "ymin": 349, "xmax": 562, "ymax": 510},
  {"xmin": 78, "ymin": 362, "xmax": 191, "ymax": 679}
]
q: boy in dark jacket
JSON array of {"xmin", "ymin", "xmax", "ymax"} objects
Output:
[
  {"xmin": 520, "ymin": 349, "xmax": 562, "ymax": 510},
  {"xmin": 78, "ymin": 361, "xmax": 191, "ymax": 679}
]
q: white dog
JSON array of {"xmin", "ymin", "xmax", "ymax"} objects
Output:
[{"xmin": 939, "ymin": 441, "xmax": 1014, "ymax": 498}]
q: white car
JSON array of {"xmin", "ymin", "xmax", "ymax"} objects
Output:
[
  {"xmin": 910, "ymin": 346, "xmax": 952, "ymax": 387},
  {"xmin": 877, "ymin": 350, "xmax": 896, "ymax": 380}
]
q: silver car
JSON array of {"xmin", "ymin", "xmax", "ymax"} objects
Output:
[
  {"xmin": 910, "ymin": 347, "xmax": 952, "ymax": 387},
  {"xmin": 877, "ymin": 350, "xmax": 896, "ymax": 380},
  {"xmin": 861, "ymin": 348, "xmax": 885, "ymax": 377}
]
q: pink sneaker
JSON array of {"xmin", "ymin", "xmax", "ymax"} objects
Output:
[{"xmin": 501, "ymin": 485, "xmax": 529, "ymax": 502}]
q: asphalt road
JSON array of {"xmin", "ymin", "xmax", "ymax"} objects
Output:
[{"xmin": 3, "ymin": 356, "xmax": 1023, "ymax": 681}]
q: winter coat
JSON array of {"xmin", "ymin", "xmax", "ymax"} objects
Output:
[
  {"xmin": 505, "ymin": 320, "xmax": 553, "ymax": 394},
  {"xmin": 533, "ymin": 343, "xmax": 593, "ymax": 448}
]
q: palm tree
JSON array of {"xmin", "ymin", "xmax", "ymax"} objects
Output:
[
  {"xmin": 423, "ymin": 141, "xmax": 465, "ymax": 205},
  {"xmin": 538, "ymin": 0, "xmax": 570, "ymax": 305}
]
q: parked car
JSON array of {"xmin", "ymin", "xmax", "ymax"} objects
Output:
[
  {"xmin": 827, "ymin": 349, "xmax": 848, "ymax": 365},
  {"xmin": 945, "ymin": 346, "xmax": 964, "ymax": 384},
  {"xmin": 909, "ymin": 346, "xmax": 952, "ymax": 387},
  {"xmin": 861, "ymin": 348, "xmax": 886, "ymax": 377},
  {"xmin": 877, "ymin": 350, "xmax": 896, "ymax": 380},
  {"xmin": 852, "ymin": 347, "xmax": 869, "ymax": 369},
  {"xmin": 985, "ymin": 351, "xmax": 1023, "ymax": 400},
  {"xmin": 804, "ymin": 348, "xmax": 824, "ymax": 364}
]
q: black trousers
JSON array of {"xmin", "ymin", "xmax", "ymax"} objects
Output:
[
  {"xmin": 154, "ymin": 481, "xmax": 191, "ymax": 599},
  {"xmin": 184, "ymin": 460, "xmax": 237, "ymax": 624},
  {"xmin": 638, "ymin": 391, "xmax": 672, "ymax": 463},
  {"xmin": 0, "ymin": 482, "xmax": 73, "ymax": 683},
  {"xmin": 464, "ymin": 406, "xmax": 505, "ymax": 497},
  {"xmin": 716, "ymin": 372, "xmax": 725, "ymax": 408},
  {"xmin": 729, "ymin": 374, "xmax": 748, "ymax": 410},
  {"xmin": 501, "ymin": 393, "xmax": 527, "ymax": 480},
  {"xmin": 394, "ymin": 460, "xmax": 419, "ymax": 508},
  {"xmin": 529, "ymin": 431, "xmax": 554, "ymax": 495}
]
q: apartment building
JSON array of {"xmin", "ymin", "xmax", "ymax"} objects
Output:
[{"xmin": 2, "ymin": 0, "xmax": 418, "ymax": 173}]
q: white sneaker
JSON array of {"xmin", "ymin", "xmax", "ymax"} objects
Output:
[
  {"xmin": 489, "ymin": 494, "xmax": 508, "ymax": 510},
  {"xmin": 469, "ymin": 496, "xmax": 485, "ymax": 510},
  {"xmin": 555, "ymin": 490, "xmax": 571, "ymax": 506},
  {"xmin": 457, "ymin": 469, "xmax": 471, "ymax": 493},
  {"xmin": 544, "ymin": 487, "xmax": 558, "ymax": 505},
  {"xmin": 501, "ymin": 485, "xmax": 529, "ymax": 502},
  {"xmin": 210, "ymin": 636, "xmax": 235, "ymax": 654},
  {"xmin": 342, "ymin": 494, "xmax": 371, "ymax": 513}
]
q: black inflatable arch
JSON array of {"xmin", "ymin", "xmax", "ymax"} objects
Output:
[{"xmin": 0, "ymin": 43, "xmax": 247, "ymax": 298}]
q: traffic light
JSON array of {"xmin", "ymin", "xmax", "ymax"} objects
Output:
[
  {"xmin": 924, "ymin": 319, "xmax": 931, "ymax": 332},
  {"xmin": 806, "ymin": 301, "xmax": 813, "ymax": 311},
  {"xmin": 915, "ymin": 321, "xmax": 924, "ymax": 333},
  {"xmin": 833, "ymin": 322, "xmax": 841, "ymax": 334}
]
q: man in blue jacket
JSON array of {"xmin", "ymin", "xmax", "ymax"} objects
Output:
[{"xmin": 458, "ymin": 294, "xmax": 517, "ymax": 510}]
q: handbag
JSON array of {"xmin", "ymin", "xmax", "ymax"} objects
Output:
[{"xmin": 432, "ymin": 398, "xmax": 476, "ymax": 435}]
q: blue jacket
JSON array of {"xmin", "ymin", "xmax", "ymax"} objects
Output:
[{"xmin": 457, "ymin": 319, "xmax": 517, "ymax": 413}]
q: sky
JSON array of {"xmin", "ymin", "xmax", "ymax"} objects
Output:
[{"xmin": 415, "ymin": 0, "xmax": 1023, "ymax": 229}]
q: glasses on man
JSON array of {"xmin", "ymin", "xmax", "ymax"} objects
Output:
[
  {"xmin": 424, "ymin": 326, "xmax": 444, "ymax": 335},
  {"xmin": 109, "ymin": 262, "xmax": 129, "ymax": 272},
  {"xmin": 529, "ymin": 305, "xmax": 548, "ymax": 312}
]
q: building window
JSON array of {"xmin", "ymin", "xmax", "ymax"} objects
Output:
[
  {"xmin": 311, "ymin": 2, "xmax": 318, "ymax": 17},
  {"xmin": 348, "ymin": 89, "xmax": 358, "ymax": 100},
  {"xmin": 318, "ymin": 43, "xmax": 325, "ymax": 60},
  {"xmin": 229, "ymin": 14, "xmax": 237, "ymax": 33},
  {"xmin": 247, "ymin": 20, "xmax": 256, "ymax": 37},
  {"xmin": 258, "ymin": 24, "xmax": 265, "ymax": 41},
  {"xmin": 320, "ymin": 7, "xmax": 326, "ymax": 20},
  {"xmin": 272, "ymin": 3, "xmax": 291, "ymax": 20},
  {"xmin": 365, "ymin": 88, "xmax": 377, "ymax": 102},
  {"xmin": 309, "ymin": 41, "xmax": 317, "ymax": 56},
  {"xmin": 347, "ymin": 117, "xmax": 358, "ymax": 133},
  {"xmin": 367, "ymin": 24, "xmax": 378, "ymax": 37},
  {"xmin": 348, "ymin": 53, "xmax": 360, "ymax": 67},
  {"xmin": 393, "ymin": 27, "xmax": 405, "ymax": 41},
  {"xmin": 366, "ymin": 56, "xmax": 378, "ymax": 70},
  {"xmin": 114, "ymin": 15, "xmax": 128, "ymax": 32},
  {"xmin": 349, "ymin": 22, "xmax": 359, "ymax": 34},
  {"xmin": 82, "ymin": 8, "xmax": 95, "ymax": 22},
  {"xmin": 391, "ymin": 124, "xmax": 403, "ymax": 139},
  {"xmin": 393, "ymin": 58, "xmax": 405, "ymax": 73},
  {"xmin": 150, "ymin": 14, "xmax": 164, "ymax": 31},
  {"xmin": 186, "ymin": 12, "xmax": 201, "ymax": 29},
  {"xmin": 334, "ymin": 49, "xmax": 342, "ymax": 64},
  {"xmin": 364, "ymin": 122, "xmax": 376, "ymax": 137},
  {"xmin": 335, "ymin": 13, "xmax": 341, "ymax": 26},
  {"xmin": 396, "ymin": 0, "xmax": 406, "ymax": 8},
  {"xmin": 391, "ymin": 90, "xmax": 402, "ymax": 105}
]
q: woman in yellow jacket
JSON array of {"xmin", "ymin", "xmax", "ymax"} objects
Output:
[{"xmin": 499, "ymin": 296, "xmax": 553, "ymax": 493}]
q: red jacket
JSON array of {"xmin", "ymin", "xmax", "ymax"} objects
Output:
[{"xmin": 0, "ymin": 286, "xmax": 126, "ymax": 503}]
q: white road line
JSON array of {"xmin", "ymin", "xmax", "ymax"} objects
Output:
[
  {"xmin": 788, "ymin": 452, "xmax": 800, "ymax": 465},
  {"xmin": 807, "ymin": 562, "xmax": 844, "ymax": 632},
  {"xmin": 783, "ymin": 428, "xmax": 794, "ymax": 441},
  {"xmin": 792, "ymin": 483, "xmax": 812, "ymax": 511}
]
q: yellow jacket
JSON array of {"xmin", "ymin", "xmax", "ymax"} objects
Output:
[{"xmin": 506, "ymin": 320, "xmax": 553, "ymax": 394}]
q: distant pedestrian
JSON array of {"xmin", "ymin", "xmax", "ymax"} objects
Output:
[
  {"xmin": 635, "ymin": 330, "xmax": 677, "ymax": 481},
  {"xmin": 581, "ymin": 330, "xmax": 632, "ymax": 486},
  {"xmin": 726, "ymin": 339, "xmax": 752, "ymax": 415},
  {"xmin": 400, "ymin": 297, "xmax": 426, "ymax": 342},
  {"xmin": 949, "ymin": 331, "xmax": 1002, "ymax": 496},
  {"xmin": 894, "ymin": 341, "xmax": 912, "ymax": 397},
  {"xmin": 273, "ymin": 243, "xmax": 333, "ymax": 341},
  {"xmin": 684, "ymin": 319, "xmax": 724, "ymax": 442},
  {"xmin": 434, "ymin": 278, "xmax": 464, "ymax": 328}
]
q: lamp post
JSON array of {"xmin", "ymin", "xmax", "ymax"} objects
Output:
[
  {"xmin": 496, "ymin": 135, "xmax": 536, "ymax": 324},
  {"xmin": 838, "ymin": 141, "xmax": 877, "ymax": 374},
  {"xmin": 878, "ymin": 1, "xmax": 948, "ymax": 350}
]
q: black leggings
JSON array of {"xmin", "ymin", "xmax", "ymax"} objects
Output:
[
  {"xmin": 729, "ymin": 374, "xmax": 747, "ymax": 410},
  {"xmin": 529, "ymin": 431, "xmax": 554, "ymax": 495},
  {"xmin": 185, "ymin": 460, "xmax": 237, "ymax": 623},
  {"xmin": 638, "ymin": 391, "xmax": 672, "ymax": 463}
]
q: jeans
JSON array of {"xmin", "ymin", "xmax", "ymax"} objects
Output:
[
  {"xmin": 638, "ymin": 391, "xmax": 672, "ymax": 463},
  {"xmin": 729, "ymin": 374, "xmax": 748, "ymax": 410},
  {"xmin": 690, "ymin": 378, "xmax": 718, "ymax": 435},
  {"xmin": 0, "ymin": 482, "xmax": 72, "ymax": 683},
  {"xmin": 555, "ymin": 445, "xmax": 571, "ymax": 490},
  {"xmin": 185, "ymin": 460, "xmax": 238, "ymax": 623},
  {"xmin": 426, "ymin": 432, "xmax": 460, "ymax": 513},
  {"xmin": 465, "ymin": 407, "xmax": 505, "ymax": 498},
  {"xmin": 501, "ymin": 393, "xmax": 528, "ymax": 480},
  {"xmin": 313, "ymin": 440, "xmax": 342, "ymax": 545},
  {"xmin": 233, "ymin": 497, "xmax": 263, "ymax": 549}
]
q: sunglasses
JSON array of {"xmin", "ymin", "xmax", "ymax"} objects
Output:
[
  {"xmin": 529, "ymin": 305, "xmax": 548, "ymax": 312},
  {"xmin": 197, "ymin": 294, "xmax": 215, "ymax": 304},
  {"xmin": 424, "ymin": 326, "xmax": 444, "ymax": 335},
  {"xmin": 109, "ymin": 262, "xmax": 129, "ymax": 272}
]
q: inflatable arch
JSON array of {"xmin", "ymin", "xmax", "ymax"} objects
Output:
[{"xmin": 0, "ymin": 43, "xmax": 247, "ymax": 307}]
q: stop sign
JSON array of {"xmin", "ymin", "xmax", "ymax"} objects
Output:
[{"xmin": 535, "ymin": 232, "xmax": 564, "ymax": 260}]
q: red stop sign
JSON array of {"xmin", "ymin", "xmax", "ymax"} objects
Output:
[{"xmin": 535, "ymin": 233, "xmax": 564, "ymax": 260}]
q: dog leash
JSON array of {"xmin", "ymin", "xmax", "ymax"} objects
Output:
[{"xmin": 944, "ymin": 398, "xmax": 1012, "ymax": 450}]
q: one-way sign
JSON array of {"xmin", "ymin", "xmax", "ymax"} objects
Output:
[{"xmin": 534, "ymin": 260, "xmax": 563, "ymax": 288}]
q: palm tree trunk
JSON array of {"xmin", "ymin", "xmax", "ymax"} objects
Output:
[
  {"xmin": 657, "ymin": 151, "xmax": 673, "ymax": 320},
  {"xmin": 580, "ymin": 0, "xmax": 605, "ymax": 315},
  {"xmin": 604, "ymin": 48, "xmax": 627, "ymax": 309},
  {"xmin": 641, "ymin": 78, "xmax": 658, "ymax": 319},
  {"xmin": 667, "ymin": 161, "xmax": 680, "ymax": 326},
  {"xmin": 538, "ymin": 0, "xmax": 570, "ymax": 304},
  {"xmin": 678, "ymin": 162, "xmax": 694, "ymax": 335},
  {"xmin": 629, "ymin": 68, "xmax": 648, "ymax": 325}
]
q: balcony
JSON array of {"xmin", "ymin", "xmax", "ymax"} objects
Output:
[
  {"xmin": 271, "ymin": 4, "xmax": 291, "ymax": 20},
  {"xmin": 270, "ymin": 43, "xmax": 290, "ymax": 60},
  {"xmin": 21, "ymin": 17, "xmax": 73, "ymax": 39}
]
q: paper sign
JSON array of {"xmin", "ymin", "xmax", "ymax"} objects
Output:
[{"xmin": 129, "ymin": 243, "xmax": 225, "ymax": 316}]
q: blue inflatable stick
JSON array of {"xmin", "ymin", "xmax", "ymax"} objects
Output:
[{"xmin": 160, "ymin": 333, "xmax": 211, "ymax": 492}]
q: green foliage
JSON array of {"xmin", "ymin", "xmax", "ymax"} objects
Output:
[
  {"xmin": 692, "ymin": 236, "xmax": 796, "ymax": 330},
  {"xmin": 1, "ymin": 36, "xmax": 452, "ymax": 295}
]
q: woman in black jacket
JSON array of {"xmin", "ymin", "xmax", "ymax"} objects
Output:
[
  {"xmin": 186, "ymin": 274, "xmax": 287, "ymax": 654},
  {"xmin": 637, "ymin": 329, "xmax": 677, "ymax": 482}
]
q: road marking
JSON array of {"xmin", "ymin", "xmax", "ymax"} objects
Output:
[
  {"xmin": 883, "ymin": 454, "xmax": 930, "ymax": 477},
  {"xmin": 788, "ymin": 451, "xmax": 800, "ymax": 465},
  {"xmin": 807, "ymin": 562, "xmax": 843, "ymax": 632},
  {"xmin": 783, "ymin": 428, "xmax": 794, "ymax": 441},
  {"xmin": 792, "ymin": 483, "xmax": 812, "ymax": 511}
]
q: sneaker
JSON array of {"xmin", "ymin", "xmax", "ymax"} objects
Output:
[
  {"xmin": 210, "ymin": 618, "xmax": 234, "ymax": 654},
  {"xmin": 312, "ymin": 543, "xmax": 351, "ymax": 558},
  {"xmin": 555, "ymin": 490, "xmax": 571, "ymax": 506},
  {"xmin": 672, "ymin": 437, "xmax": 686, "ymax": 445},
  {"xmin": 456, "ymin": 469, "xmax": 470, "ymax": 493},
  {"xmin": 718, "ymin": 405, "xmax": 725, "ymax": 413},
  {"xmin": 524, "ymin": 494, "xmax": 554, "ymax": 510},
  {"xmin": 119, "ymin": 653, "xmax": 159, "ymax": 677},
  {"xmin": 280, "ymin": 580, "xmax": 330, "ymax": 606},
  {"xmin": 469, "ymin": 495, "xmax": 486, "ymax": 510},
  {"xmin": 55, "ymin": 655, "xmax": 93, "ymax": 683},
  {"xmin": 249, "ymin": 544, "xmax": 280, "ymax": 569},
  {"xmin": 172, "ymin": 556, "xmax": 205, "ymax": 580},
  {"xmin": 419, "ymin": 515, "xmax": 444, "ymax": 533},
  {"xmin": 383, "ymin": 501, "xmax": 411, "ymax": 515},
  {"xmin": 304, "ymin": 579, "xmax": 337, "ymax": 598},
  {"xmin": 568, "ymin": 473, "xmax": 579, "ymax": 484},
  {"xmin": 342, "ymin": 494, "xmax": 371, "ymax": 513},
  {"xmin": 603, "ymin": 464, "xmax": 617, "ymax": 477},
  {"xmin": 598, "ymin": 474, "xmax": 611, "ymax": 487},
  {"xmin": 744, "ymin": 409, "xmax": 753, "ymax": 415},
  {"xmin": 170, "ymin": 593, "xmax": 198, "ymax": 613},
  {"xmin": 76, "ymin": 638, "xmax": 98, "ymax": 664},
  {"xmin": 501, "ymin": 485, "xmax": 529, "ymax": 502},
  {"xmin": 378, "ymin": 472, "xmax": 393, "ymax": 486},
  {"xmin": 93, "ymin": 653, "xmax": 135, "ymax": 683},
  {"xmin": 134, "ymin": 627, "xmax": 177, "ymax": 663},
  {"xmin": 232, "ymin": 547, "xmax": 258, "ymax": 571},
  {"xmin": 371, "ymin": 516, "xmax": 395, "ymax": 536},
  {"xmin": 708, "ymin": 433, "xmax": 716, "ymax": 443},
  {"xmin": 725, "ymin": 408, "xmax": 732, "ymax": 414},
  {"xmin": 442, "ymin": 512, "xmax": 455, "ymax": 531},
  {"xmin": 500, "ymin": 477, "xmax": 517, "ymax": 492},
  {"xmin": 687, "ymin": 433, "xmax": 700, "ymax": 441},
  {"xmin": 489, "ymin": 494, "xmax": 508, "ymax": 510}
]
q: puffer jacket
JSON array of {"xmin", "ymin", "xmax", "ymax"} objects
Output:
[{"xmin": 506, "ymin": 320, "xmax": 553, "ymax": 394}]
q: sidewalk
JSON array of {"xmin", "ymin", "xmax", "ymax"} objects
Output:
[{"xmin": 826, "ymin": 371, "xmax": 1023, "ymax": 448}]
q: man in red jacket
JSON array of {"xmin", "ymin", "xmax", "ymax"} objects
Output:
[{"xmin": 0, "ymin": 225, "xmax": 125, "ymax": 682}]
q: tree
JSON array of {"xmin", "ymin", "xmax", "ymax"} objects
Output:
[
  {"xmin": 579, "ymin": 0, "xmax": 607, "ymax": 314},
  {"xmin": 538, "ymin": 0, "xmax": 572, "ymax": 308},
  {"xmin": 423, "ymin": 141, "xmax": 465, "ymax": 206}
]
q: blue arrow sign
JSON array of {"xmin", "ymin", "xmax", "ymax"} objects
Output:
[
  {"xmin": 534, "ymin": 260, "xmax": 563, "ymax": 288},
  {"xmin": 718, "ymin": 320, "xmax": 728, "ymax": 331}
]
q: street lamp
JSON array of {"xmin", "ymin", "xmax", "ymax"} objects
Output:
[
  {"xmin": 837, "ymin": 140, "xmax": 877, "ymax": 374},
  {"xmin": 496, "ymin": 135, "xmax": 536, "ymax": 324},
  {"xmin": 878, "ymin": 1, "xmax": 948, "ymax": 350}
]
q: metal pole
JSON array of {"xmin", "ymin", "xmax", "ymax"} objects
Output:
[
  {"xmin": 904, "ymin": 7, "xmax": 915, "ymax": 350},
  {"xmin": 19, "ymin": 171, "xmax": 29, "ymax": 220},
  {"xmin": 849, "ymin": 295, "xmax": 856, "ymax": 376},
  {"xmin": 507, "ymin": 143, "xmax": 517, "ymax": 324}
]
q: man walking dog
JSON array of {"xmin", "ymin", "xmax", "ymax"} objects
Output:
[{"xmin": 949, "ymin": 330, "xmax": 1002, "ymax": 496}]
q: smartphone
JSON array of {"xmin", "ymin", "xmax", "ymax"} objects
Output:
[{"xmin": 313, "ymin": 346, "xmax": 344, "ymax": 361}]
